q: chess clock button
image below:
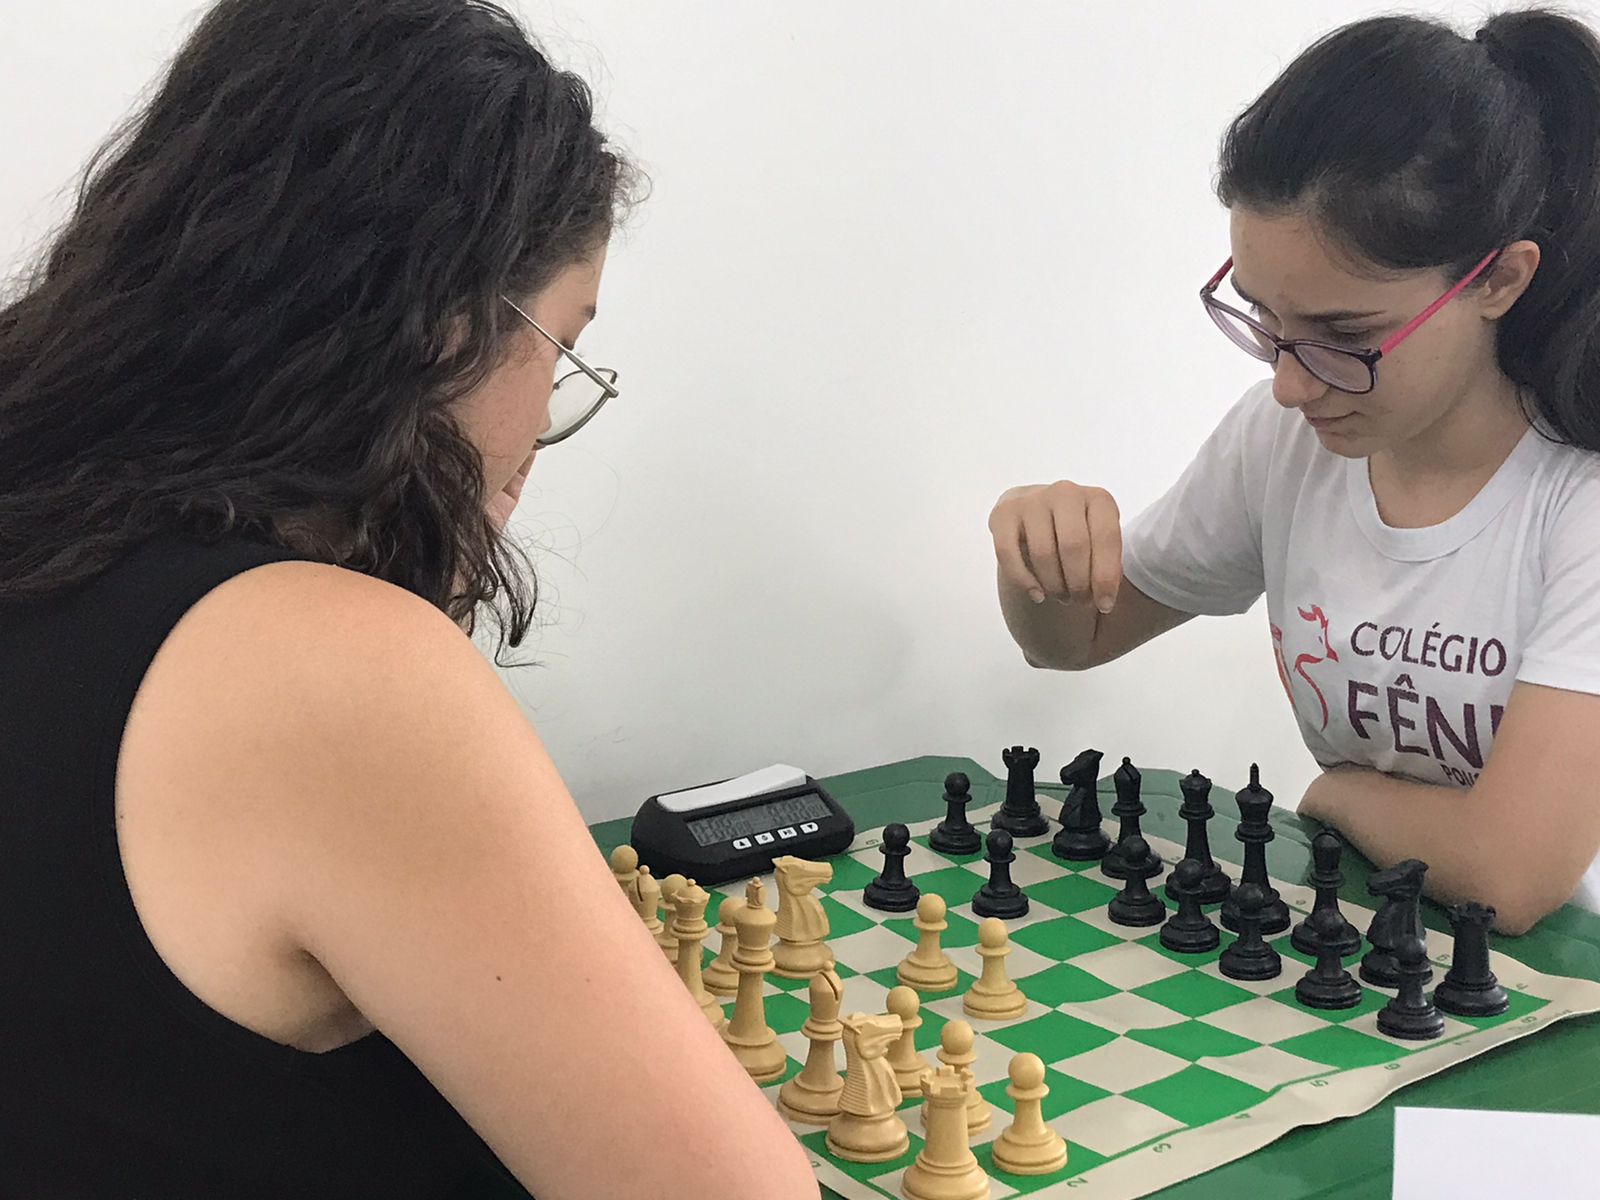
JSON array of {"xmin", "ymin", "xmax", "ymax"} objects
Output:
[
  {"xmin": 732, "ymin": 837, "xmax": 753, "ymax": 850},
  {"xmin": 800, "ymin": 821, "xmax": 820, "ymax": 833},
  {"xmin": 778, "ymin": 827, "xmax": 798, "ymax": 839},
  {"xmin": 755, "ymin": 831, "xmax": 776, "ymax": 845}
]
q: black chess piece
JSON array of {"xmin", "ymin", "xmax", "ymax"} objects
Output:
[
  {"xmin": 1432, "ymin": 902, "xmax": 1510, "ymax": 1018},
  {"xmin": 971, "ymin": 828, "xmax": 1029, "ymax": 919},
  {"xmin": 1290, "ymin": 830, "xmax": 1363, "ymax": 959},
  {"xmin": 1106, "ymin": 836, "xmax": 1167, "ymax": 927},
  {"xmin": 992, "ymin": 745, "xmax": 1049, "ymax": 838},
  {"xmin": 1376, "ymin": 934, "xmax": 1446, "ymax": 1040},
  {"xmin": 1294, "ymin": 907, "xmax": 1364, "ymax": 1010},
  {"xmin": 863, "ymin": 823, "xmax": 921, "ymax": 912},
  {"xmin": 928, "ymin": 771, "xmax": 982, "ymax": 856},
  {"xmin": 1218, "ymin": 882, "xmax": 1282, "ymax": 981},
  {"xmin": 1051, "ymin": 748, "xmax": 1110, "ymax": 861},
  {"xmin": 1361, "ymin": 859, "xmax": 1428, "ymax": 988},
  {"xmin": 1219, "ymin": 765, "xmax": 1291, "ymax": 935},
  {"xmin": 1101, "ymin": 759, "xmax": 1164, "ymax": 881},
  {"xmin": 1160, "ymin": 859, "xmax": 1221, "ymax": 953},
  {"xmin": 1164, "ymin": 769, "xmax": 1230, "ymax": 905}
]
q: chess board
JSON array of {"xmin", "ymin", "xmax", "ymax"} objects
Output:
[{"xmin": 700, "ymin": 799, "xmax": 1600, "ymax": 1200}]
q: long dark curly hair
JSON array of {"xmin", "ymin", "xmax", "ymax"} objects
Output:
[{"xmin": 0, "ymin": 0, "xmax": 641, "ymax": 658}]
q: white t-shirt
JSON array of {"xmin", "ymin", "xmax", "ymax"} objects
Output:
[{"xmin": 1121, "ymin": 379, "xmax": 1600, "ymax": 914}]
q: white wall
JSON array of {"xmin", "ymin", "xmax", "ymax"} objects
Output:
[{"xmin": 7, "ymin": 1, "xmax": 1589, "ymax": 823}]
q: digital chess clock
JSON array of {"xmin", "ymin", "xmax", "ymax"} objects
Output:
[{"xmin": 630, "ymin": 764, "xmax": 856, "ymax": 885}]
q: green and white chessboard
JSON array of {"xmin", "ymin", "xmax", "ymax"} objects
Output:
[{"xmin": 699, "ymin": 799, "xmax": 1600, "ymax": 1200}]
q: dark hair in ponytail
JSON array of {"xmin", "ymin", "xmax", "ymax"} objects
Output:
[{"xmin": 1216, "ymin": 8, "xmax": 1600, "ymax": 451}]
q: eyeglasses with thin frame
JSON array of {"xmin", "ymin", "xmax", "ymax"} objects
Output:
[
  {"xmin": 500, "ymin": 295, "xmax": 620, "ymax": 446},
  {"xmin": 1200, "ymin": 249, "xmax": 1502, "ymax": 394}
]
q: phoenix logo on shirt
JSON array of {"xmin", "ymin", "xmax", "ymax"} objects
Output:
[{"xmin": 1271, "ymin": 605, "xmax": 1338, "ymax": 732}]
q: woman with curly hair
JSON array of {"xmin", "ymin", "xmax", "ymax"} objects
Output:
[{"xmin": 0, "ymin": 2, "xmax": 818, "ymax": 1196}]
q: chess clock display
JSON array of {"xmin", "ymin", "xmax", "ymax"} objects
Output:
[{"xmin": 631, "ymin": 765, "xmax": 856, "ymax": 884}]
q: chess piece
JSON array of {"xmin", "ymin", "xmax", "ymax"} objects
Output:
[
  {"xmin": 923, "ymin": 1019, "xmax": 990, "ymax": 1135},
  {"xmin": 671, "ymin": 879, "xmax": 725, "ymax": 1030},
  {"xmin": 827, "ymin": 1012, "xmax": 909, "ymax": 1163},
  {"xmin": 773, "ymin": 856, "xmax": 835, "ymax": 979},
  {"xmin": 993, "ymin": 745, "xmax": 1049, "ymax": 837},
  {"xmin": 1290, "ymin": 830, "xmax": 1363, "ymax": 959},
  {"xmin": 631, "ymin": 865, "xmax": 663, "ymax": 940},
  {"xmin": 902, "ymin": 1067, "xmax": 992, "ymax": 1200},
  {"xmin": 990, "ymin": 1053, "xmax": 1069, "ymax": 1176},
  {"xmin": 1361, "ymin": 859, "xmax": 1429, "ymax": 989},
  {"xmin": 1432, "ymin": 902, "xmax": 1510, "ymax": 1018},
  {"xmin": 1101, "ymin": 758, "xmax": 1163, "ymax": 880},
  {"xmin": 1294, "ymin": 906, "xmax": 1363, "ymax": 1010},
  {"xmin": 1219, "ymin": 765, "xmax": 1291, "ymax": 935},
  {"xmin": 778, "ymin": 969, "xmax": 846, "ymax": 1124},
  {"xmin": 1219, "ymin": 882, "xmax": 1282, "ymax": 981},
  {"xmin": 701, "ymin": 896, "xmax": 741, "ymax": 997},
  {"xmin": 964, "ymin": 917, "xmax": 1028, "ymax": 1020},
  {"xmin": 929, "ymin": 771, "xmax": 983, "ymax": 855},
  {"xmin": 1164, "ymin": 769, "xmax": 1230, "ymax": 904},
  {"xmin": 1160, "ymin": 858, "xmax": 1221, "ymax": 953},
  {"xmin": 885, "ymin": 986, "xmax": 934, "ymax": 1093},
  {"xmin": 1377, "ymin": 934, "xmax": 1445, "ymax": 1040},
  {"xmin": 898, "ymin": 893, "xmax": 960, "ymax": 993},
  {"xmin": 656, "ymin": 872, "xmax": 687, "ymax": 960},
  {"xmin": 972, "ymin": 829, "xmax": 1029, "ymax": 919},
  {"xmin": 1052, "ymin": 748, "xmax": 1110, "ymax": 860},
  {"xmin": 863, "ymin": 823, "xmax": 921, "ymax": 912},
  {"xmin": 608, "ymin": 843, "xmax": 639, "ymax": 895},
  {"xmin": 720, "ymin": 879, "xmax": 788, "ymax": 1082},
  {"xmin": 1107, "ymin": 835, "xmax": 1167, "ymax": 927}
]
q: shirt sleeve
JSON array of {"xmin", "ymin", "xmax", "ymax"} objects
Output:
[
  {"xmin": 1517, "ymin": 461, "xmax": 1600, "ymax": 695},
  {"xmin": 1120, "ymin": 382, "xmax": 1272, "ymax": 617}
]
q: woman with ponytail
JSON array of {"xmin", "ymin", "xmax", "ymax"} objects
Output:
[{"xmin": 992, "ymin": 9, "xmax": 1600, "ymax": 934}]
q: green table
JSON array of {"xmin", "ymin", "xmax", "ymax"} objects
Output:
[{"xmin": 585, "ymin": 754, "xmax": 1600, "ymax": 1199}]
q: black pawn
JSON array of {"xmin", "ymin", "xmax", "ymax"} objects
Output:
[
  {"xmin": 1433, "ymin": 902, "xmax": 1510, "ymax": 1018},
  {"xmin": 1164, "ymin": 769, "xmax": 1229, "ymax": 905},
  {"xmin": 1102, "ymin": 759, "xmax": 1164, "ymax": 881},
  {"xmin": 972, "ymin": 829, "xmax": 1029, "ymax": 919},
  {"xmin": 993, "ymin": 745, "xmax": 1049, "ymax": 838},
  {"xmin": 1361, "ymin": 859, "xmax": 1428, "ymax": 989},
  {"xmin": 1220, "ymin": 765, "xmax": 1291, "ymax": 935},
  {"xmin": 1376, "ymin": 934, "xmax": 1445, "ymax": 1040},
  {"xmin": 1219, "ymin": 882, "xmax": 1282, "ymax": 981},
  {"xmin": 928, "ymin": 771, "xmax": 982, "ymax": 856},
  {"xmin": 1294, "ymin": 907, "xmax": 1363, "ymax": 1010},
  {"xmin": 1160, "ymin": 859, "xmax": 1221, "ymax": 953},
  {"xmin": 1290, "ymin": 830, "xmax": 1362, "ymax": 959},
  {"xmin": 1051, "ymin": 748, "xmax": 1110, "ymax": 861},
  {"xmin": 1107, "ymin": 836, "xmax": 1167, "ymax": 927},
  {"xmin": 863, "ymin": 823, "xmax": 921, "ymax": 912}
]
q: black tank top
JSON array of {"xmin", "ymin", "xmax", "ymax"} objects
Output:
[{"xmin": 0, "ymin": 529, "xmax": 529, "ymax": 1198}]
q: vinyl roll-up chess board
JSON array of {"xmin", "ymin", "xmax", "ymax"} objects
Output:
[{"xmin": 702, "ymin": 801, "xmax": 1600, "ymax": 1200}]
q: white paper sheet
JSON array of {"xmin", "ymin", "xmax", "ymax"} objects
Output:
[{"xmin": 1393, "ymin": 1106, "xmax": 1600, "ymax": 1198}]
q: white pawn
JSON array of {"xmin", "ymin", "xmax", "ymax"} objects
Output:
[
  {"xmin": 701, "ymin": 896, "xmax": 740, "ymax": 997},
  {"xmin": 922, "ymin": 1019, "xmax": 990, "ymax": 1135},
  {"xmin": 608, "ymin": 844, "xmax": 639, "ymax": 895},
  {"xmin": 898, "ymin": 893, "xmax": 959, "ymax": 992},
  {"xmin": 777, "ymin": 969, "xmax": 845, "ymax": 1124},
  {"xmin": 885, "ymin": 986, "xmax": 933, "ymax": 1093},
  {"xmin": 991, "ymin": 1053, "xmax": 1068, "ymax": 1176},
  {"xmin": 903, "ymin": 1066, "xmax": 991, "ymax": 1200},
  {"xmin": 964, "ymin": 918, "xmax": 1028, "ymax": 1020}
]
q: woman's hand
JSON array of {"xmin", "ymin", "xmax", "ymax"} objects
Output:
[{"xmin": 988, "ymin": 480, "xmax": 1123, "ymax": 613}]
